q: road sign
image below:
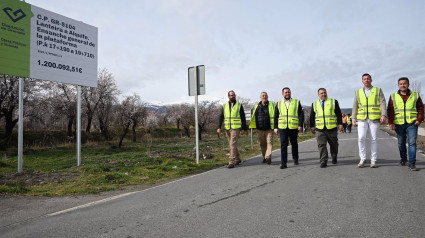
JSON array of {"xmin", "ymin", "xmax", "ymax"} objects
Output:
[
  {"xmin": 0, "ymin": 0, "xmax": 98, "ymax": 87},
  {"xmin": 188, "ymin": 65, "xmax": 205, "ymax": 96}
]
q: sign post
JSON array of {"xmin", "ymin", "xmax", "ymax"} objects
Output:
[
  {"xmin": 0, "ymin": 0, "xmax": 98, "ymax": 172},
  {"xmin": 188, "ymin": 65, "xmax": 205, "ymax": 164}
]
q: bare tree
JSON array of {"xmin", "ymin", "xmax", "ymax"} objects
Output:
[
  {"xmin": 82, "ymin": 68, "xmax": 119, "ymax": 133},
  {"xmin": 197, "ymin": 100, "xmax": 221, "ymax": 140},
  {"xmin": 180, "ymin": 104, "xmax": 194, "ymax": 137},
  {"xmin": 144, "ymin": 110, "xmax": 159, "ymax": 134},
  {"xmin": 168, "ymin": 104, "xmax": 184, "ymax": 130},
  {"xmin": 50, "ymin": 83, "xmax": 77, "ymax": 137},
  {"xmin": 117, "ymin": 95, "xmax": 141, "ymax": 148},
  {"xmin": 0, "ymin": 75, "xmax": 36, "ymax": 148}
]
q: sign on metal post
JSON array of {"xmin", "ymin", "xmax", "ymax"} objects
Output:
[
  {"xmin": 0, "ymin": 0, "xmax": 98, "ymax": 172},
  {"xmin": 188, "ymin": 65, "xmax": 205, "ymax": 96},
  {"xmin": 188, "ymin": 65, "xmax": 205, "ymax": 164}
]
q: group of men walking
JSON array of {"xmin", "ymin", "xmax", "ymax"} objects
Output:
[{"xmin": 217, "ymin": 74, "xmax": 424, "ymax": 171}]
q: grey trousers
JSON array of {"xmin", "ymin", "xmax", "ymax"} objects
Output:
[{"xmin": 315, "ymin": 128, "xmax": 338, "ymax": 163}]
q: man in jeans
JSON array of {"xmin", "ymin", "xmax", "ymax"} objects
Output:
[
  {"xmin": 387, "ymin": 77, "xmax": 424, "ymax": 171},
  {"xmin": 249, "ymin": 92, "xmax": 275, "ymax": 164},
  {"xmin": 217, "ymin": 90, "xmax": 247, "ymax": 168},
  {"xmin": 352, "ymin": 73, "xmax": 387, "ymax": 168}
]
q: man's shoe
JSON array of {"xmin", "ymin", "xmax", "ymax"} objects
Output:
[
  {"xmin": 294, "ymin": 159, "xmax": 299, "ymax": 165},
  {"xmin": 266, "ymin": 158, "xmax": 271, "ymax": 165},
  {"xmin": 370, "ymin": 162, "xmax": 376, "ymax": 168},
  {"xmin": 262, "ymin": 158, "xmax": 267, "ymax": 163},
  {"xmin": 358, "ymin": 161, "xmax": 365, "ymax": 168},
  {"xmin": 280, "ymin": 164, "xmax": 287, "ymax": 169},
  {"xmin": 408, "ymin": 163, "xmax": 419, "ymax": 171},
  {"xmin": 235, "ymin": 160, "xmax": 241, "ymax": 165},
  {"xmin": 320, "ymin": 162, "xmax": 327, "ymax": 168},
  {"xmin": 227, "ymin": 164, "xmax": 235, "ymax": 169},
  {"xmin": 400, "ymin": 160, "xmax": 407, "ymax": 166},
  {"xmin": 332, "ymin": 158, "xmax": 337, "ymax": 164}
]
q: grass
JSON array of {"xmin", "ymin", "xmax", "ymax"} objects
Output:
[{"xmin": 0, "ymin": 130, "xmax": 314, "ymax": 196}]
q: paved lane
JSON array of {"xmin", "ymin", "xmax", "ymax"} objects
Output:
[{"xmin": 1, "ymin": 127, "xmax": 425, "ymax": 237}]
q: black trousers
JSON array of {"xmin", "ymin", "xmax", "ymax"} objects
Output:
[{"xmin": 279, "ymin": 129, "xmax": 299, "ymax": 165}]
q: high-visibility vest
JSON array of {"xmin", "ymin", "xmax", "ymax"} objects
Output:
[
  {"xmin": 277, "ymin": 99, "xmax": 299, "ymax": 129},
  {"xmin": 223, "ymin": 102, "xmax": 242, "ymax": 130},
  {"xmin": 347, "ymin": 116, "xmax": 352, "ymax": 125},
  {"xmin": 355, "ymin": 87, "xmax": 381, "ymax": 120},
  {"xmin": 391, "ymin": 91, "xmax": 419, "ymax": 125},
  {"xmin": 249, "ymin": 102, "xmax": 275, "ymax": 129},
  {"xmin": 313, "ymin": 99, "xmax": 337, "ymax": 130}
]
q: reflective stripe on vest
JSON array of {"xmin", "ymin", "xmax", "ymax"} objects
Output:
[
  {"xmin": 356, "ymin": 87, "xmax": 381, "ymax": 120},
  {"xmin": 223, "ymin": 102, "xmax": 242, "ymax": 130},
  {"xmin": 249, "ymin": 102, "xmax": 275, "ymax": 129},
  {"xmin": 277, "ymin": 99, "xmax": 299, "ymax": 129},
  {"xmin": 313, "ymin": 99, "xmax": 337, "ymax": 130},
  {"xmin": 391, "ymin": 91, "xmax": 419, "ymax": 125}
]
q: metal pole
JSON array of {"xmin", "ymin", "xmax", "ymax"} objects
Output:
[
  {"xmin": 194, "ymin": 68, "xmax": 199, "ymax": 164},
  {"xmin": 251, "ymin": 128, "xmax": 253, "ymax": 149},
  {"xmin": 18, "ymin": 77, "xmax": 24, "ymax": 173},
  {"xmin": 77, "ymin": 85, "xmax": 81, "ymax": 166}
]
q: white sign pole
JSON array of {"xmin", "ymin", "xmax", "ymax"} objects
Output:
[
  {"xmin": 77, "ymin": 85, "xmax": 81, "ymax": 166},
  {"xmin": 194, "ymin": 68, "xmax": 199, "ymax": 164},
  {"xmin": 18, "ymin": 77, "xmax": 24, "ymax": 173}
]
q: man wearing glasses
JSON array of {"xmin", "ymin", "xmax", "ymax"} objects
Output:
[
  {"xmin": 217, "ymin": 90, "xmax": 247, "ymax": 168},
  {"xmin": 352, "ymin": 73, "xmax": 387, "ymax": 168}
]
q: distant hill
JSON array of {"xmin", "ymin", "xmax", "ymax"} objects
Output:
[{"xmin": 341, "ymin": 108, "xmax": 353, "ymax": 114}]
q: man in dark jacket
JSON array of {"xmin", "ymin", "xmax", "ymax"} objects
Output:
[{"xmin": 249, "ymin": 92, "xmax": 275, "ymax": 164}]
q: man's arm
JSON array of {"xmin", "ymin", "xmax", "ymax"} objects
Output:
[
  {"xmin": 240, "ymin": 104, "xmax": 247, "ymax": 132},
  {"xmin": 217, "ymin": 106, "xmax": 224, "ymax": 134},
  {"xmin": 335, "ymin": 100, "xmax": 343, "ymax": 132},
  {"xmin": 310, "ymin": 103, "xmax": 316, "ymax": 133},
  {"xmin": 297, "ymin": 101, "xmax": 304, "ymax": 130},
  {"xmin": 352, "ymin": 91, "xmax": 358, "ymax": 126},
  {"xmin": 379, "ymin": 88, "xmax": 387, "ymax": 124},
  {"xmin": 274, "ymin": 103, "xmax": 280, "ymax": 134},
  {"xmin": 387, "ymin": 96, "xmax": 395, "ymax": 129},
  {"xmin": 416, "ymin": 96, "xmax": 424, "ymax": 125}
]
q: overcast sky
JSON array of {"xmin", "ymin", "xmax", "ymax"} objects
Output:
[{"xmin": 28, "ymin": 0, "xmax": 425, "ymax": 108}]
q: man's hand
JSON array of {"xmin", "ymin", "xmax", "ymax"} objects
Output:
[
  {"xmin": 241, "ymin": 130, "xmax": 245, "ymax": 135},
  {"xmin": 352, "ymin": 119, "xmax": 357, "ymax": 127},
  {"xmin": 298, "ymin": 126, "xmax": 302, "ymax": 131},
  {"xmin": 414, "ymin": 121, "xmax": 420, "ymax": 126},
  {"xmin": 338, "ymin": 125, "xmax": 343, "ymax": 132},
  {"xmin": 380, "ymin": 115, "xmax": 386, "ymax": 124},
  {"xmin": 217, "ymin": 128, "xmax": 221, "ymax": 134},
  {"xmin": 274, "ymin": 129, "xmax": 278, "ymax": 135},
  {"xmin": 311, "ymin": 128, "xmax": 316, "ymax": 134},
  {"xmin": 389, "ymin": 124, "xmax": 395, "ymax": 130}
]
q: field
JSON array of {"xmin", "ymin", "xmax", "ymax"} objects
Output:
[{"xmin": 0, "ymin": 129, "xmax": 314, "ymax": 196}]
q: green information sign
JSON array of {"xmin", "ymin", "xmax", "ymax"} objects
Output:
[{"xmin": 0, "ymin": 0, "xmax": 98, "ymax": 87}]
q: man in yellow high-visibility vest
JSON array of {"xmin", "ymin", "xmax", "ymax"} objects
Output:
[
  {"xmin": 387, "ymin": 77, "xmax": 424, "ymax": 171},
  {"xmin": 346, "ymin": 114, "xmax": 352, "ymax": 133},
  {"xmin": 310, "ymin": 88, "xmax": 343, "ymax": 168},
  {"xmin": 217, "ymin": 90, "xmax": 247, "ymax": 168},
  {"xmin": 273, "ymin": 87, "xmax": 304, "ymax": 169},
  {"xmin": 249, "ymin": 92, "xmax": 275, "ymax": 164},
  {"xmin": 352, "ymin": 73, "xmax": 387, "ymax": 168}
]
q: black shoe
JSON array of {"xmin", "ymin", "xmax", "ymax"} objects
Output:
[
  {"xmin": 227, "ymin": 164, "xmax": 235, "ymax": 169},
  {"xmin": 262, "ymin": 158, "xmax": 267, "ymax": 163},
  {"xmin": 294, "ymin": 159, "xmax": 299, "ymax": 165},
  {"xmin": 280, "ymin": 164, "xmax": 287, "ymax": 169},
  {"xmin": 332, "ymin": 158, "xmax": 337, "ymax": 164},
  {"xmin": 408, "ymin": 163, "xmax": 419, "ymax": 171},
  {"xmin": 400, "ymin": 160, "xmax": 407, "ymax": 166},
  {"xmin": 320, "ymin": 163, "xmax": 327, "ymax": 168}
]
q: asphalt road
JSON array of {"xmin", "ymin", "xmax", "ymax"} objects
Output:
[{"xmin": 1, "ymin": 127, "xmax": 425, "ymax": 237}]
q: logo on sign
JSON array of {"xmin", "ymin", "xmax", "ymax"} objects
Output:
[{"xmin": 3, "ymin": 7, "xmax": 26, "ymax": 23}]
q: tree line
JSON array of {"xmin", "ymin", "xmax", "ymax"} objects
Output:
[{"xmin": 0, "ymin": 69, "xmax": 222, "ymax": 150}]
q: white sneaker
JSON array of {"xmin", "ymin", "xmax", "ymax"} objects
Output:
[
  {"xmin": 358, "ymin": 161, "xmax": 365, "ymax": 168},
  {"xmin": 370, "ymin": 162, "xmax": 376, "ymax": 168}
]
